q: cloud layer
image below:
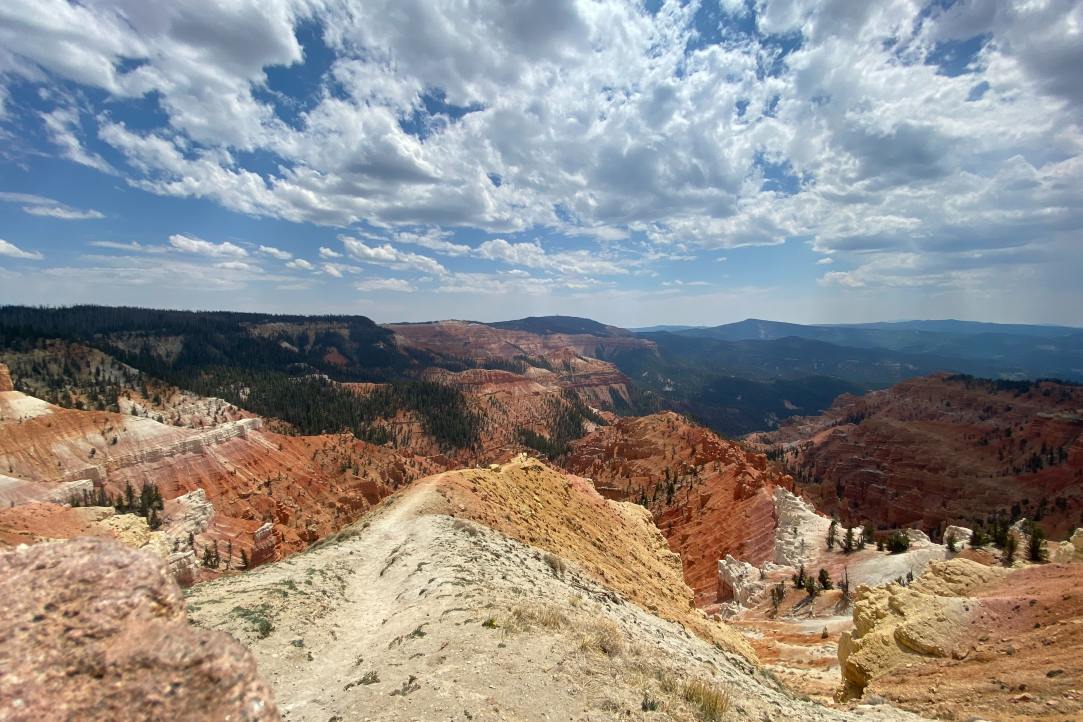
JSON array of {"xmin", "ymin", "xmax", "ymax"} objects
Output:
[{"xmin": 0, "ymin": 0, "xmax": 1081, "ymax": 323}]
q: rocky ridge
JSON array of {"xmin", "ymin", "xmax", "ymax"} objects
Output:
[{"xmin": 187, "ymin": 454, "xmax": 922, "ymax": 722}]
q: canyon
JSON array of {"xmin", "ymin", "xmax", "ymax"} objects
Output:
[{"xmin": 2, "ymin": 310, "xmax": 1083, "ymax": 721}]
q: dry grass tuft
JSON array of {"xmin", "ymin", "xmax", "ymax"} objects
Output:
[
  {"xmin": 502, "ymin": 604, "xmax": 569, "ymax": 633},
  {"xmin": 451, "ymin": 518, "xmax": 481, "ymax": 536},
  {"xmin": 656, "ymin": 673, "xmax": 731, "ymax": 720},
  {"xmin": 580, "ymin": 619, "xmax": 625, "ymax": 657},
  {"xmin": 543, "ymin": 551, "xmax": 567, "ymax": 578},
  {"xmin": 681, "ymin": 677, "xmax": 731, "ymax": 721}
]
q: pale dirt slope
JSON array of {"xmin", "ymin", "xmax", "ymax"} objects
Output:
[{"xmin": 188, "ymin": 457, "xmax": 922, "ymax": 722}]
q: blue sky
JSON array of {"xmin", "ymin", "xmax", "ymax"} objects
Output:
[{"xmin": 1, "ymin": 0, "xmax": 1081, "ymax": 326}]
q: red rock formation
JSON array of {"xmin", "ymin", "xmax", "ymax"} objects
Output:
[
  {"xmin": 0, "ymin": 387, "xmax": 443, "ymax": 569},
  {"xmin": 751, "ymin": 374, "xmax": 1083, "ymax": 537},
  {"xmin": 0, "ymin": 363, "xmax": 12, "ymax": 392},
  {"xmin": 0, "ymin": 538, "xmax": 279, "ymax": 721},
  {"xmin": 388, "ymin": 319, "xmax": 654, "ymax": 361},
  {"xmin": 565, "ymin": 412, "xmax": 790, "ymax": 605},
  {"xmin": 389, "ymin": 320, "xmax": 640, "ymax": 409}
]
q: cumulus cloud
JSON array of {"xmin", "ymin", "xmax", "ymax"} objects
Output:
[
  {"xmin": 258, "ymin": 245, "xmax": 292, "ymax": 260},
  {"xmin": 340, "ymin": 236, "xmax": 446, "ymax": 275},
  {"xmin": 168, "ymin": 233, "xmax": 247, "ymax": 257},
  {"xmin": 1, "ymin": 0, "xmax": 1081, "ymax": 312},
  {"xmin": 396, "ymin": 229, "xmax": 470, "ymax": 256},
  {"xmin": 216, "ymin": 260, "xmax": 262, "ymax": 273},
  {"xmin": 0, "ymin": 238, "xmax": 43, "ymax": 260},
  {"xmin": 286, "ymin": 258, "xmax": 314, "ymax": 270}
]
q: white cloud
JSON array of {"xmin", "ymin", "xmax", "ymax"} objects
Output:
[
  {"xmin": 0, "ymin": 238, "xmax": 43, "ymax": 260},
  {"xmin": 1, "ymin": 0, "xmax": 1081, "ymax": 313},
  {"xmin": 286, "ymin": 258, "xmax": 314, "ymax": 270},
  {"xmin": 395, "ymin": 229, "xmax": 471, "ymax": 256},
  {"xmin": 816, "ymin": 257, "xmax": 834, "ymax": 265},
  {"xmin": 89, "ymin": 240, "xmax": 166, "ymax": 253},
  {"xmin": 340, "ymin": 236, "xmax": 446, "ymax": 275},
  {"xmin": 216, "ymin": 260, "xmax": 262, "ymax": 273},
  {"xmin": 0, "ymin": 192, "xmax": 104, "ymax": 220},
  {"xmin": 475, "ymin": 238, "xmax": 628, "ymax": 275},
  {"xmin": 40, "ymin": 107, "xmax": 114, "ymax": 174},
  {"xmin": 322, "ymin": 263, "xmax": 343, "ymax": 278},
  {"xmin": 168, "ymin": 233, "xmax": 247, "ymax": 257},
  {"xmin": 355, "ymin": 277, "xmax": 416, "ymax": 292},
  {"xmin": 661, "ymin": 280, "xmax": 710, "ymax": 288},
  {"xmin": 258, "ymin": 245, "xmax": 292, "ymax": 260}
]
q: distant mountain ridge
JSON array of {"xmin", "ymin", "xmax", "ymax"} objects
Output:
[{"xmin": 658, "ymin": 318, "xmax": 1083, "ymax": 383}]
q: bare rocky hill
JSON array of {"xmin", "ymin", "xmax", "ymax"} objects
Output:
[
  {"xmin": 749, "ymin": 374, "xmax": 1083, "ymax": 537},
  {"xmin": 187, "ymin": 455, "xmax": 921, "ymax": 721}
]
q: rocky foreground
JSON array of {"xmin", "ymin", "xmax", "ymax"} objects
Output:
[
  {"xmin": 185, "ymin": 455, "xmax": 919, "ymax": 721},
  {"xmin": 0, "ymin": 538, "xmax": 278, "ymax": 721}
]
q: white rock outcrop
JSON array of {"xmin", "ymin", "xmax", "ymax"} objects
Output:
[
  {"xmin": 773, "ymin": 487, "xmax": 831, "ymax": 568},
  {"xmin": 718, "ymin": 554, "xmax": 767, "ymax": 608}
]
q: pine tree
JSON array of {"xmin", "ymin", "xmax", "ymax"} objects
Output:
[
  {"xmin": 1004, "ymin": 534, "xmax": 1018, "ymax": 566},
  {"xmin": 818, "ymin": 568, "xmax": 832, "ymax": 590},
  {"xmin": 826, "ymin": 519, "xmax": 838, "ymax": 550},
  {"xmin": 843, "ymin": 526, "xmax": 855, "ymax": 554},
  {"xmin": 1027, "ymin": 523, "xmax": 1047, "ymax": 562},
  {"xmin": 946, "ymin": 531, "xmax": 957, "ymax": 553},
  {"xmin": 804, "ymin": 574, "xmax": 819, "ymax": 598}
]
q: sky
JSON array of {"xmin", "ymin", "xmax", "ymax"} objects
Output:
[{"xmin": 0, "ymin": 0, "xmax": 1081, "ymax": 327}]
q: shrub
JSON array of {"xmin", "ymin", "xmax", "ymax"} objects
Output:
[
  {"xmin": 818, "ymin": 568, "xmax": 832, "ymax": 590},
  {"xmin": 886, "ymin": 531, "xmax": 910, "ymax": 554},
  {"xmin": 946, "ymin": 531, "xmax": 957, "ymax": 552},
  {"xmin": 543, "ymin": 552, "xmax": 566, "ymax": 578}
]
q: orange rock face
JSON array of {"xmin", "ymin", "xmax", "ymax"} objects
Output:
[
  {"xmin": 565, "ymin": 411, "xmax": 791, "ymax": 605},
  {"xmin": 0, "ymin": 387, "xmax": 442, "ymax": 569},
  {"xmin": 389, "ymin": 319, "xmax": 654, "ymax": 361},
  {"xmin": 751, "ymin": 374, "xmax": 1083, "ymax": 537},
  {"xmin": 0, "ymin": 363, "xmax": 12, "ymax": 392}
]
